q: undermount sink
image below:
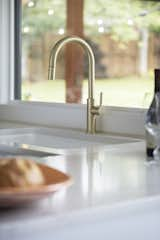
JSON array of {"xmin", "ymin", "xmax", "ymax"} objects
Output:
[
  {"xmin": 0, "ymin": 144, "xmax": 58, "ymax": 158},
  {"xmin": 0, "ymin": 127, "xmax": 139, "ymax": 151}
]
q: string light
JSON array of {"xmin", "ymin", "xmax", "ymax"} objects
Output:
[
  {"xmin": 27, "ymin": 1, "xmax": 34, "ymax": 8},
  {"xmin": 23, "ymin": 26, "xmax": 30, "ymax": 33},
  {"xmin": 98, "ymin": 26, "xmax": 104, "ymax": 33},
  {"xmin": 97, "ymin": 19, "xmax": 103, "ymax": 25},
  {"xmin": 58, "ymin": 28, "xmax": 65, "ymax": 35},
  {"xmin": 127, "ymin": 19, "xmax": 134, "ymax": 26},
  {"xmin": 48, "ymin": 9, "xmax": 54, "ymax": 16}
]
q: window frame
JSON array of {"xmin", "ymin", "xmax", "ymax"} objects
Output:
[
  {"xmin": 0, "ymin": 0, "xmax": 146, "ymax": 138},
  {"xmin": 0, "ymin": 0, "xmax": 14, "ymax": 103},
  {"xmin": 14, "ymin": 0, "xmax": 21, "ymax": 99}
]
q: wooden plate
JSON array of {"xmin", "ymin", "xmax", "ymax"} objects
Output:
[{"xmin": 0, "ymin": 163, "xmax": 72, "ymax": 207}]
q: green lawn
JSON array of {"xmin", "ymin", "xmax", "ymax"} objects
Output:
[{"xmin": 22, "ymin": 75, "xmax": 154, "ymax": 108}]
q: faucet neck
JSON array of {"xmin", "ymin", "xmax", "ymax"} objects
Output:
[
  {"xmin": 48, "ymin": 36, "xmax": 102, "ymax": 134},
  {"xmin": 49, "ymin": 36, "xmax": 95, "ymax": 100}
]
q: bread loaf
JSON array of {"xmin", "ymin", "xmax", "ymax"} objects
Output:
[{"xmin": 0, "ymin": 158, "xmax": 45, "ymax": 187}]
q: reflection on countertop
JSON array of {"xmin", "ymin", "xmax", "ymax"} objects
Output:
[{"xmin": 0, "ymin": 140, "xmax": 159, "ymax": 225}]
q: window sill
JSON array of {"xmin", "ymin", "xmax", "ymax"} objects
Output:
[{"xmin": 0, "ymin": 100, "xmax": 146, "ymax": 138}]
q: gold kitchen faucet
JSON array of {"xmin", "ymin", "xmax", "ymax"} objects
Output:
[{"xmin": 48, "ymin": 36, "xmax": 103, "ymax": 134}]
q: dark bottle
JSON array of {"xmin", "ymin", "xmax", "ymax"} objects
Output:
[{"xmin": 146, "ymin": 69, "xmax": 160, "ymax": 158}]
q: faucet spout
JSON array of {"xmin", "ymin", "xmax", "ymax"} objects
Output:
[{"xmin": 48, "ymin": 36, "xmax": 103, "ymax": 134}]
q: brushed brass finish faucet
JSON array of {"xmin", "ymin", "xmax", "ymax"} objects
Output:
[{"xmin": 48, "ymin": 36, "xmax": 103, "ymax": 134}]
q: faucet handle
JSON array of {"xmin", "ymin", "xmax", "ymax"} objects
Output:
[
  {"xmin": 99, "ymin": 92, "xmax": 103, "ymax": 108},
  {"xmin": 91, "ymin": 92, "xmax": 103, "ymax": 116}
]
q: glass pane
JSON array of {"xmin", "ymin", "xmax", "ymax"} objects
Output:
[
  {"xmin": 22, "ymin": 0, "xmax": 66, "ymax": 102},
  {"xmin": 21, "ymin": 0, "xmax": 160, "ymax": 108}
]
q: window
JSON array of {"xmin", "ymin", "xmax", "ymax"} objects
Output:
[
  {"xmin": 19, "ymin": 0, "xmax": 160, "ymax": 108},
  {"xmin": 0, "ymin": 0, "xmax": 151, "ymax": 136}
]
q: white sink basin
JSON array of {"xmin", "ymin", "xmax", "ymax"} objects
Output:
[{"xmin": 0, "ymin": 127, "xmax": 139, "ymax": 150}]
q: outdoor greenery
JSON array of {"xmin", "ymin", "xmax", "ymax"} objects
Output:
[
  {"xmin": 85, "ymin": 0, "xmax": 160, "ymax": 41},
  {"xmin": 22, "ymin": 0, "xmax": 160, "ymax": 41},
  {"xmin": 22, "ymin": 75, "xmax": 154, "ymax": 108},
  {"xmin": 22, "ymin": 0, "xmax": 66, "ymax": 36},
  {"xmin": 21, "ymin": 0, "xmax": 160, "ymax": 107}
]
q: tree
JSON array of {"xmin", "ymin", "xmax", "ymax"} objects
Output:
[
  {"xmin": 84, "ymin": 0, "xmax": 160, "ymax": 42},
  {"xmin": 22, "ymin": 0, "xmax": 66, "ymax": 36},
  {"xmin": 22, "ymin": 0, "xmax": 160, "ymax": 100},
  {"xmin": 22, "ymin": 0, "xmax": 160, "ymax": 41}
]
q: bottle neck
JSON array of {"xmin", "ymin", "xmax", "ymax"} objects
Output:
[{"xmin": 154, "ymin": 69, "xmax": 160, "ymax": 93}]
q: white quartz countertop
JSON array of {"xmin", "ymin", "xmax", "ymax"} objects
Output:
[{"xmin": 0, "ymin": 122, "xmax": 159, "ymax": 239}]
